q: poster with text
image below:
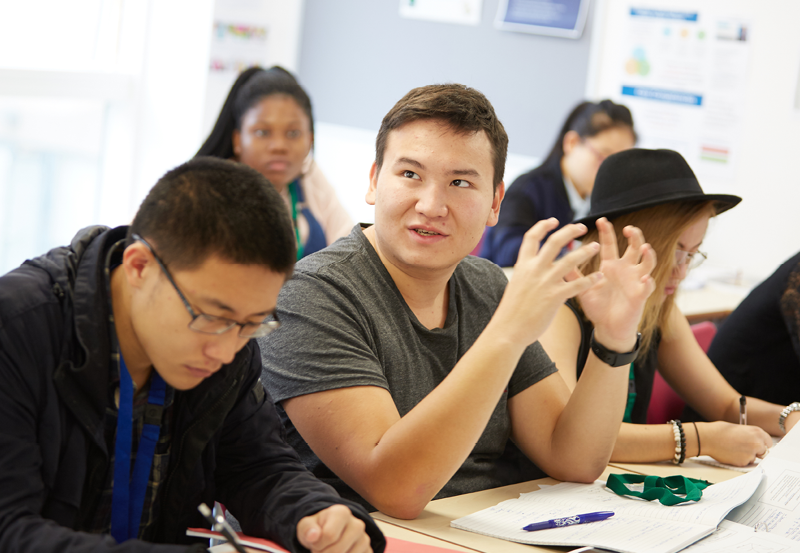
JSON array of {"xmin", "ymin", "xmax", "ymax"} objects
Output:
[{"xmin": 600, "ymin": 4, "xmax": 753, "ymax": 185}]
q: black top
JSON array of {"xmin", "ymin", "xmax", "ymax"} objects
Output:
[
  {"xmin": 708, "ymin": 251, "xmax": 800, "ymax": 406},
  {"xmin": 566, "ymin": 300, "xmax": 661, "ymax": 424}
]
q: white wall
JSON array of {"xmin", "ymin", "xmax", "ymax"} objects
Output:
[{"xmin": 0, "ymin": 1, "xmax": 309, "ymax": 274}]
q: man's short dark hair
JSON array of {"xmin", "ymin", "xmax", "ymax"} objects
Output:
[
  {"xmin": 128, "ymin": 157, "xmax": 296, "ymax": 273},
  {"xmin": 374, "ymin": 84, "xmax": 508, "ymax": 191}
]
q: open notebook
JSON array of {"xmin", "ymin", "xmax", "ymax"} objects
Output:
[{"xmin": 450, "ymin": 467, "xmax": 763, "ymax": 553}]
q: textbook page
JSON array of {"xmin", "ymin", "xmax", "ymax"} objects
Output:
[
  {"xmin": 451, "ymin": 468, "xmax": 763, "ymax": 553},
  {"xmin": 726, "ymin": 426, "xmax": 800, "ymax": 540}
]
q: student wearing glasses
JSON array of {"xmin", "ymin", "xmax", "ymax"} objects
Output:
[
  {"xmin": 480, "ymin": 100, "xmax": 635, "ymax": 266},
  {"xmin": 538, "ymin": 148, "xmax": 797, "ymax": 467},
  {"xmin": 0, "ymin": 158, "xmax": 382, "ymax": 552}
]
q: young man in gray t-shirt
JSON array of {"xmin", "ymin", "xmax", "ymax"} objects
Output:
[{"xmin": 260, "ymin": 84, "xmax": 657, "ymax": 518}]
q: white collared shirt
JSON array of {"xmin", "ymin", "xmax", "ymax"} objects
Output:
[{"xmin": 564, "ymin": 175, "xmax": 591, "ymax": 220}]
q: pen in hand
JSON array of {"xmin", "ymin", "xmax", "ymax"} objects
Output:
[
  {"xmin": 198, "ymin": 503, "xmax": 248, "ymax": 553},
  {"xmin": 740, "ymin": 395, "xmax": 747, "ymax": 425},
  {"xmin": 522, "ymin": 511, "xmax": 614, "ymax": 532}
]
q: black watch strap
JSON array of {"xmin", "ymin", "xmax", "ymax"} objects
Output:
[{"xmin": 590, "ymin": 330, "xmax": 642, "ymax": 367}]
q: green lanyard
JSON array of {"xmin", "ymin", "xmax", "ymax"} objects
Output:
[
  {"xmin": 606, "ymin": 474, "xmax": 711, "ymax": 505},
  {"xmin": 288, "ymin": 180, "xmax": 304, "ymax": 261}
]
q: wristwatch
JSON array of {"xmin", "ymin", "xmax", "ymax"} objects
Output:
[
  {"xmin": 779, "ymin": 402, "xmax": 800, "ymax": 433},
  {"xmin": 590, "ymin": 330, "xmax": 642, "ymax": 367}
]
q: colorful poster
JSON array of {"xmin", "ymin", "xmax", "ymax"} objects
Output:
[
  {"xmin": 495, "ymin": 0, "xmax": 590, "ymax": 38},
  {"xmin": 208, "ymin": 21, "xmax": 268, "ymax": 73},
  {"xmin": 601, "ymin": 4, "xmax": 752, "ymax": 184},
  {"xmin": 399, "ymin": 0, "xmax": 484, "ymax": 26}
]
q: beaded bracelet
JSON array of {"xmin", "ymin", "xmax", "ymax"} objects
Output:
[
  {"xmin": 779, "ymin": 402, "xmax": 800, "ymax": 433},
  {"xmin": 668, "ymin": 419, "xmax": 686, "ymax": 465}
]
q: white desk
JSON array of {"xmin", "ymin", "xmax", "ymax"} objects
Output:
[{"xmin": 674, "ymin": 282, "xmax": 749, "ymax": 323}]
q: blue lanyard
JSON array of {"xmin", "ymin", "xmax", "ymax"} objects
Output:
[{"xmin": 110, "ymin": 356, "xmax": 166, "ymax": 542}]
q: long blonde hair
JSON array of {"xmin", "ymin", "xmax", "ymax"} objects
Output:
[{"xmin": 577, "ymin": 201, "xmax": 717, "ymax": 357}]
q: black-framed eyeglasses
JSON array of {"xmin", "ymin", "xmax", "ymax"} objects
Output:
[
  {"xmin": 675, "ymin": 248, "xmax": 707, "ymax": 270},
  {"xmin": 132, "ymin": 234, "xmax": 280, "ymax": 338}
]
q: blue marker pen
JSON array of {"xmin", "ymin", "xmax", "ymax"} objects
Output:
[{"xmin": 522, "ymin": 511, "xmax": 614, "ymax": 532}]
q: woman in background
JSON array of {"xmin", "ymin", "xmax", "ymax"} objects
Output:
[
  {"xmin": 540, "ymin": 148, "xmax": 796, "ymax": 467},
  {"xmin": 197, "ymin": 66, "xmax": 352, "ymax": 259},
  {"xmin": 480, "ymin": 99, "xmax": 635, "ymax": 266}
]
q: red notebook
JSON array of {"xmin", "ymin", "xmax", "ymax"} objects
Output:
[{"xmin": 187, "ymin": 527, "xmax": 463, "ymax": 552}]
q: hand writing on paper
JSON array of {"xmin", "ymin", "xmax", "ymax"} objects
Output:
[
  {"xmin": 496, "ymin": 218, "xmax": 602, "ymax": 347},
  {"xmin": 575, "ymin": 218, "xmax": 657, "ymax": 351},
  {"xmin": 297, "ymin": 504, "xmax": 372, "ymax": 553},
  {"xmin": 702, "ymin": 421, "xmax": 773, "ymax": 466}
]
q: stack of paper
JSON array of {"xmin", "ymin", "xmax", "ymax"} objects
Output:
[
  {"xmin": 725, "ymin": 424, "xmax": 800, "ymax": 541},
  {"xmin": 450, "ymin": 468, "xmax": 763, "ymax": 553}
]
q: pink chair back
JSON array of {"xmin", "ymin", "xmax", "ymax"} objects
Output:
[{"xmin": 646, "ymin": 321, "xmax": 717, "ymax": 424}]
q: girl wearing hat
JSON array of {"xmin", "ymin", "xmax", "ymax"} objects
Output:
[
  {"xmin": 480, "ymin": 100, "xmax": 635, "ymax": 266},
  {"xmin": 197, "ymin": 66, "xmax": 352, "ymax": 259},
  {"xmin": 539, "ymin": 148, "xmax": 796, "ymax": 466}
]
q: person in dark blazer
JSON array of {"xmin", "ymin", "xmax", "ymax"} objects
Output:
[{"xmin": 480, "ymin": 100, "xmax": 635, "ymax": 266}]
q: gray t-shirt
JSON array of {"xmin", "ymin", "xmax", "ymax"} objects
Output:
[{"xmin": 260, "ymin": 225, "xmax": 557, "ymax": 510}]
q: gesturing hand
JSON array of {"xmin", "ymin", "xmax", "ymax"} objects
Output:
[
  {"xmin": 494, "ymin": 218, "xmax": 603, "ymax": 348},
  {"xmin": 297, "ymin": 505, "xmax": 372, "ymax": 553},
  {"xmin": 575, "ymin": 218, "xmax": 656, "ymax": 351}
]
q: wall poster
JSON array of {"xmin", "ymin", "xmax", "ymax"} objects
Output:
[{"xmin": 597, "ymin": 4, "xmax": 753, "ymax": 184}]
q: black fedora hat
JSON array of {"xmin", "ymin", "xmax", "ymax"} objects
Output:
[{"xmin": 573, "ymin": 148, "xmax": 741, "ymax": 228}]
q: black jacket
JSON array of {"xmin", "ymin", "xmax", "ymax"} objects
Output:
[
  {"xmin": 480, "ymin": 158, "xmax": 573, "ymax": 266},
  {"xmin": 0, "ymin": 226, "xmax": 385, "ymax": 553}
]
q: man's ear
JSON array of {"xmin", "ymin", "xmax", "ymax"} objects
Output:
[
  {"xmin": 122, "ymin": 242, "xmax": 155, "ymax": 290},
  {"xmin": 365, "ymin": 162, "xmax": 379, "ymax": 206},
  {"xmin": 562, "ymin": 130, "xmax": 581, "ymax": 155},
  {"xmin": 485, "ymin": 181, "xmax": 505, "ymax": 227}
]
